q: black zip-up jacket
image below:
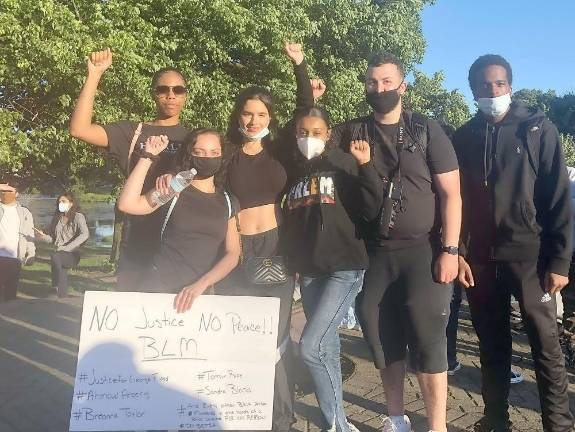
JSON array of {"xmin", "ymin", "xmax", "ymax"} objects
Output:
[
  {"xmin": 282, "ymin": 149, "xmax": 383, "ymax": 277},
  {"xmin": 453, "ymin": 102, "xmax": 572, "ymax": 275}
]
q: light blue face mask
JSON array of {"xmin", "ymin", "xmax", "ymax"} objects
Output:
[
  {"xmin": 239, "ymin": 126, "xmax": 270, "ymax": 142},
  {"xmin": 476, "ymin": 93, "xmax": 512, "ymax": 117},
  {"xmin": 58, "ymin": 202, "xmax": 71, "ymax": 213}
]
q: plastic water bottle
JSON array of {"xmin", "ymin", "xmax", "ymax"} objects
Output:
[{"xmin": 150, "ymin": 168, "xmax": 197, "ymax": 206}]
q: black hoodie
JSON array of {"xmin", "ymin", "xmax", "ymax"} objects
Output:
[
  {"xmin": 453, "ymin": 101, "xmax": 573, "ymax": 275},
  {"xmin": 281, "ymin": 148, "xmax": 383, "ymax": 277}
]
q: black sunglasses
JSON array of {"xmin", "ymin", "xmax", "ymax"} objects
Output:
[{"xmin": 153, "ymin": 85, "xmax": 188, "ymax": 96}]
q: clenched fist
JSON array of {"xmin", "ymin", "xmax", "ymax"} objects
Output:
[{"xmin": 350, "ymin": 140, "xmax": 371, "ymax": 165}]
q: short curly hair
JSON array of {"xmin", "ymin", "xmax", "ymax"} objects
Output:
[{"xmin": 468, "ymin": 54, "xmax": 513, "ymax": 92}]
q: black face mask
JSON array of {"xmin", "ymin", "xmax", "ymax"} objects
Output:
[
  {"xmin": 365, "ymin": 86, "xmax": 401, "ymax": 114},
  {"xmin": 191, "ymin": 156, "xmax": 222, "ymax": 178}
]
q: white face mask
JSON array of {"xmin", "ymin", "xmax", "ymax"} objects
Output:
[
  {"xmin": 239, "ymin": 126, "xmax": 270, "ymax": 142},
  {"xmin": 476, "ymin": 93, "xmax": 512, "ymax": 117},
  {"xmin": 297, "ymin": 137, "xmax": 326, "ymax": 160},
  {"xmin": 58, "ymin": 202, "xmax": 70, "ymax": 213}
]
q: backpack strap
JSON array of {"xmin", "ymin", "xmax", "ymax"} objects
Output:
[
  {"xmin": 160, "ymin": 196, "xmax": 179, "ymax": 240},
  {"xmin": 523, "ymin": 117, "xmax": 545, "ymax": 177},
  {"xmin": 404, "ymin": 111, "xmax": 428, "ymax": 155},
  {"xmin": 223, "ymin": 191, "xmax": 233, "ymax": 218},
  {"xmin": 127, "ymin": 122, "xmax": 143, "ymax": 173}
]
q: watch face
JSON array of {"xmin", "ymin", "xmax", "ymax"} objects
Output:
[{"xmin": 443, "ymin": 246, "xmax": 458, "ymax": 255}]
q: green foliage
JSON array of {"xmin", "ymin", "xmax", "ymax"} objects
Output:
[
  {"xmin": 404, "ymin": 70, "xmax": 470, "ymax": 128},
  {"xmin": 1, "ymin": 0, "xmax": 466, "ymax": 190},
  {"xmin": 561, "ymin": 133, "xmax": 575, "ymax": 168}
]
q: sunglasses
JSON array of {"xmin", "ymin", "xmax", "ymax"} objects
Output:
[{"xmin": 153, "ymin": 85, "xmax": 188, "ymax": 96}]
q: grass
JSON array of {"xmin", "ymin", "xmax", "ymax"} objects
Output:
[{"xmin": 18, "ymin": 243, "xmax": 116, "ymax": 298}]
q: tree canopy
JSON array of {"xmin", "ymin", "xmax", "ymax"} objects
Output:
[{"xmin": 1, "ymin": 0, "xmax": 471, "ymax": 191}]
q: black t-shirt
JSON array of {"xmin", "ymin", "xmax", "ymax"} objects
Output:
[
  {"xmin": 152, "ymin": 186, "xmax": 238, "ymax": 292},
  {"xmin": 103, "ymin": 121, "xmax": 189, "ymax": 263},
  {"xmin": 227, "ymin": 148, "xmax": 288, "ymax": 210},
  {"xmin": 370, "ymin": 117, "xmax": 458, "ymax": 247}
]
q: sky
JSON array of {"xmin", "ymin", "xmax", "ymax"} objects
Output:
[{"xmin": 419, "ymin": 0, "xmax": 575, "ymax": 107}]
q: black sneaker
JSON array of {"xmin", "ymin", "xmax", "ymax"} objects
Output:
[{"xmin": 473, "ymin": 417, "xmax": 513, "ymax": 432}]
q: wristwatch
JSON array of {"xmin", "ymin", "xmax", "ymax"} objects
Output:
[{"xmin": 441, "ymin": 245, "xmax": 459, "ymax": 255}]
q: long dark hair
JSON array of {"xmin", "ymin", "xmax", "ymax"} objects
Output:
[
  {"xmin": 49, "ymin": 193, "xmax": 79, "ymax": 236},
  {"xmin": 175, "ymin": 128, "xmax": 230, "ymax": 191},
  {"xmin": 226, "ymin": 86, "xmax": 278, "ymax": 149}
]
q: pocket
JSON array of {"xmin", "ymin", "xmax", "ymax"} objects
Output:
[{"xmin": 519, "ymin": 200, "xmax": 540, "ymax": 233}]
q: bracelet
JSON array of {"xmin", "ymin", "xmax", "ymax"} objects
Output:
[{"xmin": 136, "ymin": 150, "xmax": 160, "ymax": 162}]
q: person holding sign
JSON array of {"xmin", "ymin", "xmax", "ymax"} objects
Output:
[
  {"xmin": 35, "ymin": 193, "xmax": 90, "ymax": 298},
  {"xmin": 69, "ymin": 48, "xmax": 189, "ymax": 291},
  {"xmin": 282, "ymin": 106, "xmax": 382, "ymax": 432},
  {"xmin": 117, "ymin": 129, "xmax": 240, "ymax": 312}
]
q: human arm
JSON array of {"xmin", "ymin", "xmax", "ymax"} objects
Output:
[
  {"xmin": 283, "ymin": 42, "xmax": 316, "ymax": 111},
  {"xmin": 68, "ymin": 49, "xmax": 113, "ymax": 147},
  {"xmin": 58, "ymin": 213, "xmax": 90, "ymax": 251},
  {"xmin": 537, "ymin": 120, "xmax": 572, "ymax": 290},
  {"xmin": 173, "ymin": 216, "xmax": 241, "ymax": 313},
  {"xmin": 117, "ymin": 135, "xmax": 168, "ymax": 215},
  {"xmin": 350, "ymin": 140, "xmax": 383, "ymax": 221},
  {"xmin": 23, "ymin": 209, "xmax": 36, "ymax": 263},
  {"xmin": 433, "ymin": 169, "xmax": 462, "ymax": 284}
]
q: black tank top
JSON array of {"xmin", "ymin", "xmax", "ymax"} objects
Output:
[{"xmin": 227, "ymin": 148, "xmax": 288, "ymax": 210}]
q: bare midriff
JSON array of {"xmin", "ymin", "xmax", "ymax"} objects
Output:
[{"xmin": 238, "ymin": 203, "xmax": 283, "ymax": 235}]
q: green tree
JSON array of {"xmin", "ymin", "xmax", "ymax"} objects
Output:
[{"xmin": 1, "ymin": 0, "xmax": 465, "ymax": 191}]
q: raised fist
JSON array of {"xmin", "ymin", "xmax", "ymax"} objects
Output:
[
  {"xmin": 311, "ymin": 79, "xmax": 326, "ymax": 101},
  {"xmin": 283, "ymin": 41, "xmax": 304, "ymax": 65},
  {"xmin": 145, "ymin": 135, "xmax": 169, "ymax": 156},
  {"xmin": 350, "ymin": 140, "xmax": 371, "ymax": 165},
  {"xmin": 88, "ymin": 48, "xmax": 113, "ymax": 76}
]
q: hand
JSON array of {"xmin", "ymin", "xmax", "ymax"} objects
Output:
[
  {"xmin": 283, "ymin": 41, "xmax": 304, "ymax": 65},
  {"xmin": 173, "ymin": 280, "xmax": 210, "ymax": 313},
  {"xmin": 33, "ymin": 226, "xmax": 46, "ymax": 239},
  {"xmin": 0, "ymin": 183, "xmax": 16, "ymax": 193},
  {"xmin": 544, "ymin": 271, "xmax": 568, "ymax": 294},
  {"xmin": 458, "ymin": 256, "xmax": 475, "ymax": 288},
  {"xmin": 144, "ymin": 135, "xmax": 169, "ymax": 155},
  {"xmin": 24, "ymin": 256, "xmax": 35, "ymax": 266},
  {"xmin": 311, "ymin": 79, "xmax": 326, "ymax": 101},
  {"xmin": 434, "ymin": 252, "xmax": 458, "ymax": 284},
  {"xmin": 350, "ymin": 140, "xmax": 371, "ymax": 165},
  {"xmin": 87, "ymin": 48, "xmax": 113, "ymax": 76},
  {"xmin": 156, "ymin": 173, "xmax": 174, "ymax": 196}
]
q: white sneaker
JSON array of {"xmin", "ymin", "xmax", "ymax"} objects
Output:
[
  {"xmin": 381, "ymin": 414, "xmax": 412, "ymax": 432},
  {"xmin": 510, "ymin": 368, "xmax": 524, "ymax": 384},
  {"xmin": 347, "ymin": 420, "xmax": 361, "ymax": 432}
]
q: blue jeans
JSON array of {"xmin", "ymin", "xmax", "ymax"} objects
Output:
[{"xmin": 300, "ymin": 270, "xmax": 365, "ymax": 432}]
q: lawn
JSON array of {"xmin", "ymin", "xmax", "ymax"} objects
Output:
[{"xmin": 18, "ymin": 243, "xmax": 116, "ymax": 299}]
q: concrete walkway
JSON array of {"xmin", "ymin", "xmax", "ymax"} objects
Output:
[{"xmin": 0, "ymin": 295, "xmax": 574, "ymax": 431}]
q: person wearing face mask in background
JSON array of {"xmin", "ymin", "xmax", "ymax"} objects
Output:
[
  {"xmin": 35, "ymin": 193, "xmax": 89, "ymax": 298},
  {"xmin": 282, "ymin": 105, "xmax": 382, "ymax": 432},
  {"xmin": 329, "ymin": 52, "xmax": 461, "ymax": 432},
  {"xmin": 0, "ymin": 179, "xmax": 35, "ymax": 302},
  {"xmin": 69, "ymin": 48, "xmax": 190, "ymax": 292},
  {"xmin": 453, "ymin": 55, "xmax": 573, "ymax": 432}
]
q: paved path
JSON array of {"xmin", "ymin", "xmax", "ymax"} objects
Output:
[{"xmin": 1, "ymin": 295, "xmax": 574, "ymax": 431}]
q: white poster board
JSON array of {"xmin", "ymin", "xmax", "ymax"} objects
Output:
[{"xmin": 69, "ymin": 291, "xmax": 279, "ymax": 431}]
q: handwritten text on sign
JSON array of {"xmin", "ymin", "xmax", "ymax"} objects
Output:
[{"xmin": 69, "ymin": 291, "xmax": 279, "ymax": 431}]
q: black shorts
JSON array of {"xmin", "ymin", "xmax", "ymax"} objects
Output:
[{"xmin": 357, "ymin": 242, "xmax": 452, "ymax": 373}]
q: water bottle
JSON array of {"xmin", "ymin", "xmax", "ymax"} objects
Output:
[{"xmin": 150, "ymin": 168, "xmax": 197, "ymax": 206}]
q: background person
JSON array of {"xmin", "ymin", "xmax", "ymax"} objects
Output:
[
  {"xmin": 0, "ymin": 180, "xmax": 35, "ymax": 302},
  {"xmin": 35, "ymin": 193, "xmax": 89, "ymax": 298}
]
